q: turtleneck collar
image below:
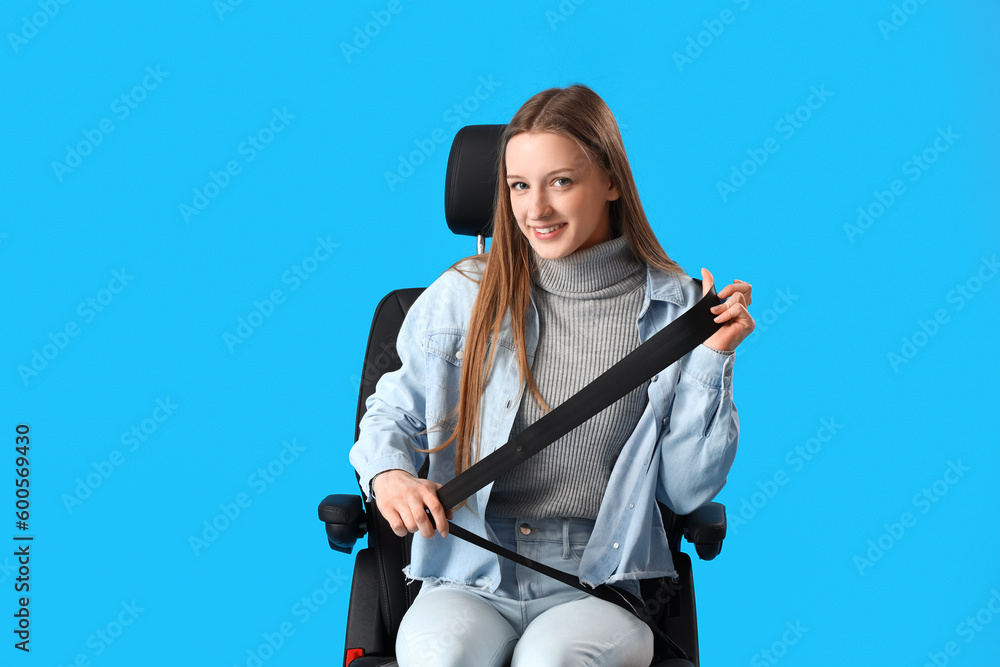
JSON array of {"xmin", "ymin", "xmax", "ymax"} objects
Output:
[{"xmin": 531, "ymin": 234, "xmax": 647, "ymax": 299}]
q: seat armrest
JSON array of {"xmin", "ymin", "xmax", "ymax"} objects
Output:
[
  {"xmin": 319, "ymin": 494, "xmax": 368, "ymax": 555},
  {"xmin": 680, "ymin": 502, "xmax": 727, "ymax": 561}
]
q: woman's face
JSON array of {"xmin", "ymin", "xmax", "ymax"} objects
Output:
[{"xmin": 505, "ymin": 131, "xmax": 620, "ymax": 260}]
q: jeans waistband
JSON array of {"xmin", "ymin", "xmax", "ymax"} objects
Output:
[{"xmin": 486, "ymin": 514, "xmax": 596, "ymax": 545}]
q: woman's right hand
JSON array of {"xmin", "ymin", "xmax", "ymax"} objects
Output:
[{"xmin": 372, "ymin": 469, "xmax": 453, "ymax": 539}]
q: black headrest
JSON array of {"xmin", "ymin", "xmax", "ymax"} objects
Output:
[{"xmin": 444, "ymin": 124, "xmax": 506, "ymax": 238}]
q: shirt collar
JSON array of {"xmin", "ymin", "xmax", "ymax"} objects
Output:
[
  {"xmin": 634, "ymin": 264, "xmax": 686, "ymax": 325},
  {"xmin": 646, "ymin": 265, "xmax": 686, "ymax": 305}
]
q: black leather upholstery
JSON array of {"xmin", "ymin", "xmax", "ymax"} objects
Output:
[
  {"xmin": 444, "ymin": 124, "xmax": 505, "ymax": 238},
  {"xmin": 319, "ymin": 494, "xmax": 367, "ymax": 554},
  {"xmin": 354, "ymin": 288, "xmax": 424, "ymax": 442},
  {"xmin": 344, "ymin": 549, "xmax": 390, "ymax": 660},
  {"xmin": 352, "ymin": 289, "xmax": 425, "ymax": 643},
  {"xmin": 683, "ymin": 502, "xmax": 727, "ymax": 561}
]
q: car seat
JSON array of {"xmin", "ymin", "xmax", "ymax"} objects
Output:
[{"xmin": 318, "ymin": 124, "xmax": 729, "ymax": 667}]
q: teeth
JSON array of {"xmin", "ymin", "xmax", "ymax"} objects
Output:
[{"xmin": 536, "ymin": 224, "xmax": 562, "ymax": 234}]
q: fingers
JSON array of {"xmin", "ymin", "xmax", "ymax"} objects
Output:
[
  {"xmin": 426, "ymin": 482, "xmax": 451, "ymax": 537},
  {"xmin": 733, "ymin": 279, "xmax": 753, "ymax": 306},
  {"xmin": 377, "ymin": 496, "xmax": 416, "ymax": 538},
  {"xmin": 710, "ymin": 289, "xmax": 744, "ymax": 317},
  {"xmin": 717, "ymin": 279, "xmax": 753, "ymax": 306},
  {"xmin": 407, "ymin": 495, "xmax": 438, "ymax": 539},
  {"xmin": 425, "ymin": 500, "xmax": 450, "ymax": 538},
  {"xmin": 382, "ymin": 508, "xmax": 410, "ymax": 538},
  {"xmin": 700, "ymin": 267, "xmax": 715, "ymax": 297},
  {"xmin": 378, "ymin": 480, "xmax": 450, "ymax": 539},
  {"xmin": 711, "ymin": 292, "xmax": 749, "ymax": 323}
]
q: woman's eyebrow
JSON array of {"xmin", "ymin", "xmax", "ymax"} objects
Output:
[{"xmin": 506, "ymin": 168, "xmax": 577, "ymax": 180}]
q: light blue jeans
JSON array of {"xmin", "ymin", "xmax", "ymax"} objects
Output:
[{"xmin": 396, "ymin": 515, "xmax": 654, "ymax": 667}]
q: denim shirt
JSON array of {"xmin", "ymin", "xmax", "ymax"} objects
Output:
[{"xmin": 349, "ymin": 256, "xmax": 739, "ymax": 590}]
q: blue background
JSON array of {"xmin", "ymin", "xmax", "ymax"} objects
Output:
[{"xmin": 3, "ymin": 0, "xmax": 998, "ymax": 665}]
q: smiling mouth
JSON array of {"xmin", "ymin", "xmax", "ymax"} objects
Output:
[{"xmin": 532, "ymin": 223, "xmax": 566, "ymax": 236}]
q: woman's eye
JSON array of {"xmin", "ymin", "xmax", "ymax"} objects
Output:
[
  {"xmin": 554, "ymin": 177, "xmax": 572, "ymax": 186},
  {"xmin": 510, "ymin": 182, "xmax": 527, "ymax": 191}
]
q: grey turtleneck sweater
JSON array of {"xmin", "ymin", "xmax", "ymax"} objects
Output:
[{"xmin": 487, "ymin": 235, "xmax": 650, "ymax": 520}]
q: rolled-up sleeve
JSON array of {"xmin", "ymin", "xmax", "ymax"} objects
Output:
[
  {"xmin": 655, "ymin": 342, "xmax": 739, "ymax": 516},
  {"xmin": 349, "ymin": 297, "xmax": 431, "ymax": 502}
]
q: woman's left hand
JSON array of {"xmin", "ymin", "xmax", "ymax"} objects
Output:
[{"xmin": 701, "ymin": 268, "xmax": 755, "ymax": 352}]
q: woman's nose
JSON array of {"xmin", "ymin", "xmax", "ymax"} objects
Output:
[{"xmin": 527, "ymin": 189, "xmax": 552, "ymax": 220}]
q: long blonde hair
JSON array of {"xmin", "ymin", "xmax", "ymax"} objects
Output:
[{"xmin": 426, "ymin": 84, "xmax": 684, "ymax": 475}]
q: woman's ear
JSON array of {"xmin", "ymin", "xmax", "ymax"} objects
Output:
[{"xmin": 607, "ymin": 179, "xmax": 621, "ymax": 202}]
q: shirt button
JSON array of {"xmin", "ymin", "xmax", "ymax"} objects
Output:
[
  {"xmin": 519, "ymin": 523, "xmax": 531, "ymax": 535},
  {"xmin": 455, "ymin": 350, "xmax": 464, "ymax": 360},
  {"xmin": 652, "ymin": 374, "xmax": 659, "ymax": 382},
  {"xmin": 613, "ymin": 542, "xmax": 620, "ymax": 549},
  {"xmin": 629, "ymin": 504, "xmax": 634, "ymax": 509},
  {"xmin": 661, "ymin": 417, "xmax": 668, "ymax": 425}
]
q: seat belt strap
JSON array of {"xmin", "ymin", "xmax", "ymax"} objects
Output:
[
  {"xmin": 436, "ymin": 283, "xmax": 722, "ymax": 510},
  {"xmin": 424, "ymin": 283, "xmax": 723, "ymax": 661},
  {"xmin": 446, "ymin": 521, "xmax": 690, "ymax": 658}
]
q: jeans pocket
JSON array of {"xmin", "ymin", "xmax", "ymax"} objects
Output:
[{"xmin": 566, "ymin": 539, "xmax": 588, "ymax": 563}]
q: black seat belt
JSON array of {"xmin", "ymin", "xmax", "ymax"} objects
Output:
[{"xmin": 426, "ymin": 283, "xmax": 724, "ymax": 660}]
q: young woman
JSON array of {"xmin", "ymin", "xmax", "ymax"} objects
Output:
[{"xmin": 350, "ymin": 84, "xmax": 754, "ymax": 667}]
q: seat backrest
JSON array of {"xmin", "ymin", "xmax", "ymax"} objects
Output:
[
  {"xmin": 353, "ymin": 288, "xmax": 425, "ymax": 442},
  {"xmin": 353, "ymin": 288, "xmax": 425, "ymax": 639}
]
